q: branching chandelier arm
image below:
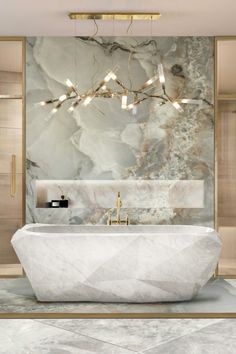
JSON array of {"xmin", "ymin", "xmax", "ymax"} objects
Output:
[{"xmin": 39, "ymin": 64, "xmax": 205, "ymax": 117}]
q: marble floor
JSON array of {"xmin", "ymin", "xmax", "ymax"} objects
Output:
[
  {"xmin": 0, "ymin": 318, "xmax": 235, "ymax": 353},
  {"xmin": 0, "ymin": 277, "xmax": 236, "ymax": 315}
]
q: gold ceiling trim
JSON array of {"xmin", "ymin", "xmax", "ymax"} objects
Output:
[{"xmin": 68, "ymin": 12, "xmax": 161, "ymax": 21}]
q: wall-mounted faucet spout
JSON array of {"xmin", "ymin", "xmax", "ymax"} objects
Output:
[{"xmin": 107, "ymin": 192, "xmax": 130, "ymax": 225}]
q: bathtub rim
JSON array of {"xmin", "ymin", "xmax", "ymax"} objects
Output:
[
  {"xmin": 17, "ymin": 223, "xmax": 218, "ymax": 235},
  {"xmin": 12, "ymin": 223, "xmax": 220, "ymax": 240}
]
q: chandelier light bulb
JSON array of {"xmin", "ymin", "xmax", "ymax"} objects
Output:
[
  {"xmin": 143, "ymin": 74, "xmax": 159, "ymax": 88},
  {"xmin": 181, "ymin": 99, "xmax": 202, "ymax": 104},
  {"xmin": 66, "ymin": 79, "xmax": 74, "ymax": 88},
  {"xmin": 121, "ymin": 95, "xmax": 128, "ymax": 109},
  {"xmin": 39, "ymin": 101, "xmax": 46, "ymax": 106},
  {"xmin": 83, "ymin": 96, "xmax": 93, "ymax": 106},
  {"xmin": 104, "ymin": 71, "xmax": 117, "ymax": 83},
  {"xmin": 110, "ymin": 72, "xmax": 117, "ymax": 80},
  {"xmin": 158, "ymin": 64, "xmax": 165, "ymax": 84},
  {"xmin": 104, "ymin": 72, "xmax": 112, "ymax": 82},
  {"xmin": 59, "ymin": 94, "xmax": 67, "ymax": 102},
  {"xmin": 101, "ymin": 85, "xmax": 107, "ymax": 91},
  {"xmin": 172, "ymin": 101, "xmax": 184, "ymax": 112},
  {"xmin": 127, "ymin": 103, "xmax": 134, "ymax": 110}
]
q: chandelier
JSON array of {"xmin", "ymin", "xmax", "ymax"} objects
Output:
[
  {"xmin": 38, "ymin": 12, "xmax": 204, "ymax": 116},
  {"xmin": 39, "ymin": 63, "xmax": 202, "ymax": 117}
]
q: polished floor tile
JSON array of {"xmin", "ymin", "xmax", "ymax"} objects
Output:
[
  {"xmin": 226, "ymin": 279, "xmax": 236, "ymax": 288},
  {"xmin": 0, "ymin": 319, "xmax": 135, "ymax": 354},
  {"xmin": 0, "ymin": 319, "xmax": 235, "ymax": 354},
  {"xmin": 143, "ymin": 319, "xmax": 236, "ymax": 354},
  {"xmin": 38, "ymin": 318, "xmax": 223, "ymax": 352}
]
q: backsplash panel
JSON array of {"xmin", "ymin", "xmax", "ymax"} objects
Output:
[{"xmin": 26, "ymin": 37, "xmax": 214, "ymax": 225}]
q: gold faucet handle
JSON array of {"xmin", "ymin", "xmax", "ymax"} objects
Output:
[
  {"xmin": 116, "ymin": 191, "xmax": 122, "ymax": 208},
  {"xmin": 107, "ymin": 211, "xmax": 112, "ymax": 225}
]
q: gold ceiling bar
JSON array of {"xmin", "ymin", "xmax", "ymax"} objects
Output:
[{"xmin": 68, "ymin": 13, "xmax": 161, "ymax": 21}]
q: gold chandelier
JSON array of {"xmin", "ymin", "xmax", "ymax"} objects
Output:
[
  {"xmin": 39, "ymin": 63, "xmax": 202, "ymax": 117},
  {"xmin": 39, "ymin": 12, "xmax": 203, "ymax": 116}
]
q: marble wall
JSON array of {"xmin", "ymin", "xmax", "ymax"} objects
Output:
[{"xmin": 26, "ymin": 37, "xmax": 214, "ymax": 225}]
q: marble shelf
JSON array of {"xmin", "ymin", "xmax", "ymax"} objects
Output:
[{"xmin": 35, "ymin": 179, "xmax": 204, "ymax": 209}]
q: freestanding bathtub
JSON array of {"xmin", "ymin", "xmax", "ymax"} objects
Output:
[{"xmin": 11, "ymin": 224, "xmax": 221, "ymax": 302}]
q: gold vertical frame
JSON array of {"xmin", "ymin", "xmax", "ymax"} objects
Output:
[
  {"xmin": 0, "ymin": 37, "xmax": 25, "ymax": 277},
  {"xmin": 0, "ymin": 37, "xmax": 26, "ymax": 225},
  {"xmin": 22, "ymin": 37, "xmax": 26, "ymax": 226},
  {"xmin": 214, "ymin": 37, "xmax": 219, "ymax": 276},
  {"xmin": 215, "ymin": 36, "xmax": 236, "ymax": 278}
]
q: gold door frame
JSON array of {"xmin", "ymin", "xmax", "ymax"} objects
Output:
[
  {"xmin": 0, "ymin": 37, "xmax": 26, "ymax": 277},
  {"xmin": 215, "ymin": 36, "xmax": 236, "ymax": 278},
  {"xmin": 0, "ymin": 37, "xmax": 26, "ymax": 225}
]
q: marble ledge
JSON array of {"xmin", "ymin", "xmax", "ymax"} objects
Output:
[{"xmin": 35, "ymin": 179, "xmax": 204, "ymax": 209}]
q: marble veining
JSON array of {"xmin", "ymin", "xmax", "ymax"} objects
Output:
[
  {"xmin": 36, "ymin": 179, "xmax": 204, "ymax": 208},
  {"xmin": 143, "ymin": 320, "xmax": 236, "ymax": 354},
  {"xmin": 0, "ymin": 319, "xmax": 236, "ymax": 354},
  {"xmin": 0, "ymin": 320, "xmax": 134, "ymax": 354},
  {"xmin": 11, "ymin": 224, "xmax": 221, "ymax": 302},
  {"xmin": 39, "ymin": 318, "xmax": 223, "ymax": 352},
  {"xmin": 26, "ymin": 37, "xmax": 214, "ymax": 225}
]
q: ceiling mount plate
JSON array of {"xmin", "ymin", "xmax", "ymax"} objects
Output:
[{"xmin": 68, "ymin": 13, "xmax": 161, "ymax": 21}]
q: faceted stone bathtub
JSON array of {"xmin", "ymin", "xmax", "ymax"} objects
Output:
[{"xmin": 11, "ymin": 224, "xmax": 221, "ymax": 302}]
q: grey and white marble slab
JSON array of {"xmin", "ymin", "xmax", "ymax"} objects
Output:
[
  {"xmin": 26, "ymin": 36, "xmax": 214, "ymax": 226},
  {"xmin": 0, "ymin": 319, "xmax": 135, "ymax": 354},
  {"xmin": 0, "ymin": 277, "xmax": 236, "ymax": 314},
  {"xmin": 38, "ymin": 318, "xmax": 223, "ymax": 352},
  {"xmin": 225, "ymin": 279, "xmax": 236, "ymax": 288},
  {"xmin": 143, "ymin": 319, "xmax": 236, "ymax": 354},
  {"xmin": 0, "ymin": 318, "xmax": 236, "ymax": 354}
]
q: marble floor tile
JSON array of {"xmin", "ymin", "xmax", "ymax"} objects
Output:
[
  {"xmin": 0, "ymin": 277, "xmax": 236, "ymax": 314},
  {"xmin": 0, "ymin": 319, "xmax": 235, "ymax": 354},
  {"xmin": 0, "ymin": 319, "xmax": 136, "ymax": 354},
  {"xmin": 226, "ymin": 279, "xmax": 236, "ymax": 288},
  {"xmin": 143, "ymin": 319, "xmax": 236, "ymax": 354},
  {"xmin": 38, "ymin": 318, "xmax": 223, "ymax": 352}
]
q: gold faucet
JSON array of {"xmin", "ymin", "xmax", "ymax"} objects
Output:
[{"xmin": 107, "ymin": 192, "xmax": 130, "ymax": 225}]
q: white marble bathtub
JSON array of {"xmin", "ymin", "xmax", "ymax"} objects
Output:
[{"xmin": 11, "ymin": 224, "xmax": 221, "ymax": 302}]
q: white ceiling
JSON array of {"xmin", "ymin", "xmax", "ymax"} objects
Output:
[{"xmin": 0, "ymin": 0, "xmax": 236, "ymax": 36}]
